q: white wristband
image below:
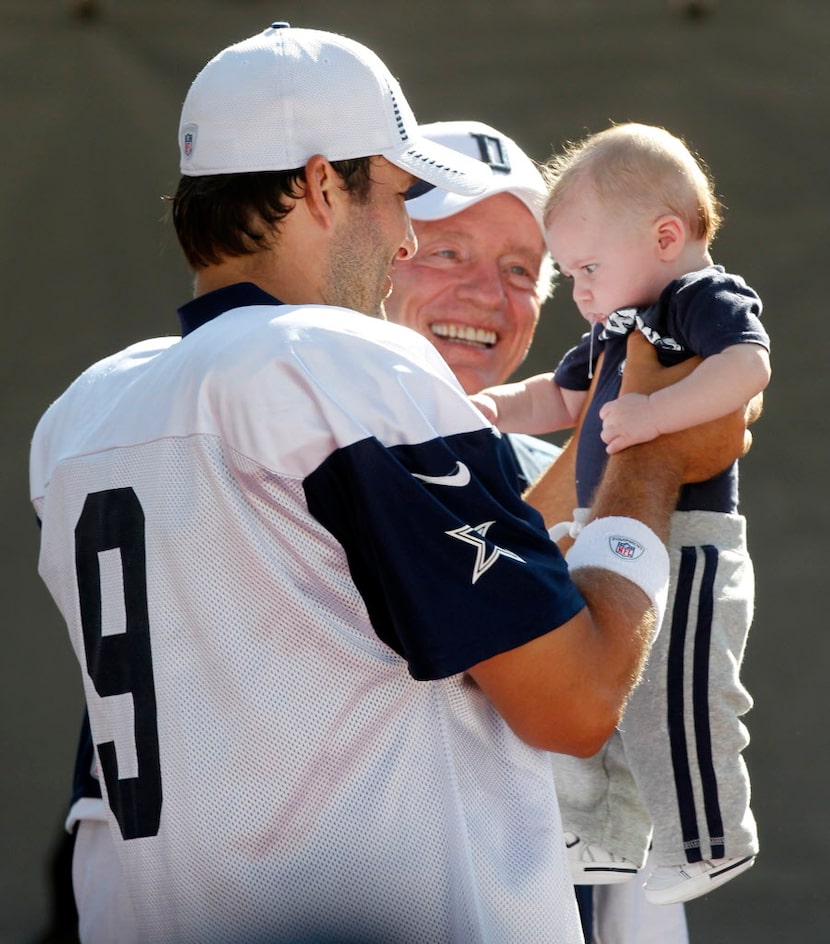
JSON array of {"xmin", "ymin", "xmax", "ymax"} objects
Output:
[{"xmin": 564, "ymin": 516, "xmax": 670, "ymax": 633}]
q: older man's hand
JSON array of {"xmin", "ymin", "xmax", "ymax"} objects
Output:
[{"xmin": 621, "ymin": 331, "xmax": 762, "ymax": 483}]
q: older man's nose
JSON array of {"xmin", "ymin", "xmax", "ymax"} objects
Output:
[{"xmin": 457, "ymin": 262, "xmax": 508, "ymax": 309}]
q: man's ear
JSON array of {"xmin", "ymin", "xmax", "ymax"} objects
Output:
[
  {"xmin": 653, "ymin": 214, "xmax": 685, "ymax": 261},
  {"xmin": 302, "ymin": 155, "xmax": 346, "ymax": 229}
]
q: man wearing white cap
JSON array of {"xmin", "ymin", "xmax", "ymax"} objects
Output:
[
  {"xmin": 387, "ymin": 120, "xmax": 690, "ymax": 944},
  {"xmin": 387, "ymin": 120, "xmax": 559, "ymax": 486},
  {"xmin": 31, "ymin": 24, "xmax": 751, "ymax": 944}
]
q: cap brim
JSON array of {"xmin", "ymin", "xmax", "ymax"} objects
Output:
[
  {"xmin": 406, "ymin": 182, "xmax": 545, "ymax": 234},
  {"xmin": 388, "ymin": 136, "xmax": 492, "ymax": 197},
  {"xmin": 398, "ymin": 119, "xmax": 547, "ymax": 234}
]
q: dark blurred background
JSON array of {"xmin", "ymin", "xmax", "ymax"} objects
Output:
[{"xmin": 2, "ymin": 1, "xmax": 826, "ymax": 941}]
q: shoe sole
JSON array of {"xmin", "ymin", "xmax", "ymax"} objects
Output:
[{"xmin": 644, "ymin": 855, "xmax": 755, "ymax": 905}]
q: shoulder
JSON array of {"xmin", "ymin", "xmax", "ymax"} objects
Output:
[
  {"xmin": 29, "ymin": 336, "xmax": 180, "ymax": 499},
  {"xmin": 31, "ymin": 335, "xmax": 179, "ymax": 436},
  {"xmin": 217, "ymin": 303, "xmax": 457, "ymax": 381},
  {"xmin": 656, "ymin": 266, "xmax": 768, "ymax": 355},
  {"xmin": 198, "ymin": 304, "xmax": 487, "ymax": 475},
  {"xmin": 670, "ymin": 265, "xmax": 762, "ymax": 309},
  {"xmin": 180, "ymin": 302, "xmax": 467, "ymax": 424}
]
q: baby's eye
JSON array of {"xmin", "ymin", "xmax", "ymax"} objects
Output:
[
  {"xmin": 436, "ymin": 249, "xmax": 459, "ymax": 259},
  {"xmin": 583, "ymin": 264, "xmax": 597, "ymax": 274}
]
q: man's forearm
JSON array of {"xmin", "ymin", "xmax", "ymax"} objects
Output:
[
  {"xmin": 590, "ymin": 443, "xmax": 682, "ymax": 544},
  {"xmin": 473, "ymin": 334, "xmax": 755, "ymax": 756}
]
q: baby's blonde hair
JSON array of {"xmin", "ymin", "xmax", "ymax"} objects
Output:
[{"xmin": 543, "ymin": 123, "xmax": 723, "ymax": 244}]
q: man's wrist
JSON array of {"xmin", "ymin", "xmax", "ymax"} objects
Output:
[
  {"xmin": 592, "ymin": 445, "xmax": 682, "ymax": 543},
  {"xmin": 564, "ymin": 516, "xmax": 670, "ymax": 632}
]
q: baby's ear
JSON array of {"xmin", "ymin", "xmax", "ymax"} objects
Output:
[{"xmin": 653, "ymin": 214, "xmax": 685, "ymax": 260}]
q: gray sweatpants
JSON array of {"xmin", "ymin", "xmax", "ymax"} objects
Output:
[{"xmin": 552, "ymin": 510, "xmax": 759, "ymax": 868}]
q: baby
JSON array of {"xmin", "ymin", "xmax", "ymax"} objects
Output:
[{"xmin": 472, "ymin": 122, "xmax": 770, "ymax": 905}]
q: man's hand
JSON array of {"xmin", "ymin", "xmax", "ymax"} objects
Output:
[{"xmin": 620, "ymin": 331, "xmax": 761, "ymax": 483}]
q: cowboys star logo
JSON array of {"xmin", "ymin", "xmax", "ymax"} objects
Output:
[{"xmin": 446, "ymin": 520, "xmax": 525, "ymax": 584}]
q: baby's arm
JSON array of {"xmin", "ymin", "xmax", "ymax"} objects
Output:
[
  {"xmin": 470, "ymin": 372, "xmax": 587, "ymax": 435},
  {"xmin": 600, "ymin": 342, "xmax": 771, "ymax": 454}
]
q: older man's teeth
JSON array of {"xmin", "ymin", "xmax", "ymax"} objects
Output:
[{"xmin": 431, "ymin": 323, "xmax": 497, "ymax": 347}]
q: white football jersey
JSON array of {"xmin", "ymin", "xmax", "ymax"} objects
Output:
[{"xmin": 31, "ymin": 285, "xmax": 585, "ymax": 943}]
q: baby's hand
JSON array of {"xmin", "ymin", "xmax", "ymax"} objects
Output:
[
  {"xmin": 599, "ymin": 393, "xmax": 661, "ymax": 454},
  {"xmin": 469, "ymin": 392, "xmax": 499, "ymax": 426}
]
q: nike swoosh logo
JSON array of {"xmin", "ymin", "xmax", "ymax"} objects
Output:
[{"xmin": 412, "ymin": 462, "xmax": 471, "ymax": 488}]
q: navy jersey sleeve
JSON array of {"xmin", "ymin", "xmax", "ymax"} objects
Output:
[{"xmin": 304, "ymin": 427, "xmax": 586, "ymax": 681}]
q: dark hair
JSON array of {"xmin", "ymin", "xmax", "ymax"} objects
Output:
[{"xmin": 169, "ymin": 157, "xmax": 374, "ymax": 270}]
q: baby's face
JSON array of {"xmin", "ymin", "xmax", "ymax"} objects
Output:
[{"xmin": 546, "ymin": 185, "xmax": 666, "ymax": 325}]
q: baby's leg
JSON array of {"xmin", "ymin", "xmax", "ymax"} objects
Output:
[
  {"xmin": 621, "ymin": 510, "xmax": 758, "ymax": 902},
  {"xmin": 552, "ymin": 731, "xmax": 652, "ymax": 882}
]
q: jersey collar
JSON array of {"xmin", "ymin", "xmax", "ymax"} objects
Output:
[{"xmin": 178, "ymin": 282, "xmax": 283, "ymax": 337}]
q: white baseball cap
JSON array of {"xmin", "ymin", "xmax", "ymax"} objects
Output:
[
  {"xmin": 405, "ymin": 120, "xmax": 547, "ymax": 235},
  {"xmin": 178, "ymin": 23, "xmax": 491, "ymax": 198}
]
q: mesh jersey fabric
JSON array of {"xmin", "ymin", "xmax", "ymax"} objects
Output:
[{"xmin": 31, "ymin": 299, "xmax": 585, "ymax": 944}]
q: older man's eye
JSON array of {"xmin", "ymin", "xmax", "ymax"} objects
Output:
[{"xmin": 507, "ymin": 264, "xmax": 538, "ymax": 286}]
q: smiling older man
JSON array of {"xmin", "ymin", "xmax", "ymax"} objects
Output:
[{"xmin": 387, "ymin": 120, "xmax": 559, "ymax": 489}]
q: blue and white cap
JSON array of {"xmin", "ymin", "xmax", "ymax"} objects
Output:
[
  {"xmin": 178, "ymin": 24, "xmax": 491, "ymax": 198},
  {"xmin": 405, "ymin": 120, "xmax": 547, "ymax": 235}
]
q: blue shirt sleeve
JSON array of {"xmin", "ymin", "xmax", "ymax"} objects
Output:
[{"xmin": 643, "ymin": 266, "xmax": 768, "ymax": 361}]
